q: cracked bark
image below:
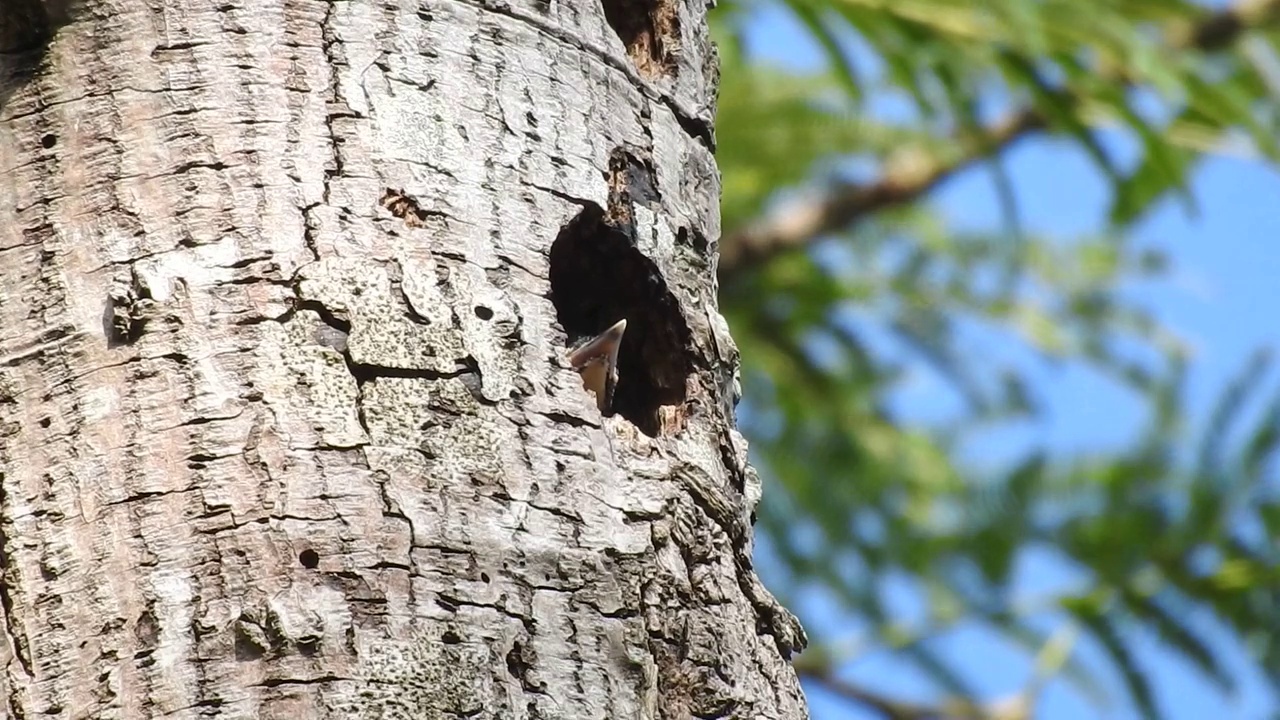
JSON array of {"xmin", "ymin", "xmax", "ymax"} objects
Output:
[{"xmin": 0, "ymin": 0, "xmax": 808, "ymax": 718}]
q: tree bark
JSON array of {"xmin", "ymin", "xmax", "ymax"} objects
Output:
[{"xmin": 0, "ymin": 0, "xmax": 808, "ymax": 718}]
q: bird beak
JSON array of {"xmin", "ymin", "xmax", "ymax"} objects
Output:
[{"xmin": 568, "ymin": 319, "xmax": 627, "ymax": 414}]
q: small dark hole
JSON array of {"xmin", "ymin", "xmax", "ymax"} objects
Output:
[
  {"xmin": 481, "ymin": 572, "xmax": 491, "ymax": 583},
  {"xmin": 40, "ymin": 134, "xmax": 57, "ymax": 149},
  {"xmin": 442, "ymin": 629, "xmax": 462, "ymax": 644},
  {"xmin": 38, "ymin": 417, "xmax": 50, "ymax": 428},
  {"xmin": 474, "ymin": 305, "xmax": 494, "ymax": 320},
  {"xmin": 298, "ymin": 549, "xmax": 320, "ymax": 569},
  {"xmin": 506, "ymin": 641, "xmax": 526, "ymax": 678}
]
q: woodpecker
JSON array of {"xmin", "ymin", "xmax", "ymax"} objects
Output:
[{"xmin": 568, "ymin": 319, "xmax": 627, "ymax": 414}]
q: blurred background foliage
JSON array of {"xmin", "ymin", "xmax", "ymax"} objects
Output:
[{"xmin": 710, "ymin": 0, "xmax": 1280, "ymax": 718}]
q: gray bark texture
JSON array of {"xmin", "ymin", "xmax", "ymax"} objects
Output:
[{"xmin": 0, "ymin": 0, "xmax": 809, "ymax": 718}]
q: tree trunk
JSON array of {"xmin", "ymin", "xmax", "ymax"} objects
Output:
[{"xmin": 0, "ymin": 0, "xmax": 808, "ymax": 718}]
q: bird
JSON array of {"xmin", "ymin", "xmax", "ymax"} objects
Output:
[{"xmin": 568, "ymin": 319, "xmax": 627, "ymax": 414}]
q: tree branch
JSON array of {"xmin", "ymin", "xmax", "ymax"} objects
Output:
[
  {"xmin": 718, "ymin": 0, "xmax": 1280, "ymax": 277},
  {"xmin": 803, "ymin": 669, "xmax": 1030, "ymax": 720}
]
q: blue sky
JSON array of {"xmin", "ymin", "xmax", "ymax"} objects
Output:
[{"xmin": 738, "ymin": 4, "xmax": 1280, "ymax": 719}]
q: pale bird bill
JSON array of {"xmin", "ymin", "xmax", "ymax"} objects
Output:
[{"xmin": 568, "ymin": 319, "xmax": 627, "ymax": 413}]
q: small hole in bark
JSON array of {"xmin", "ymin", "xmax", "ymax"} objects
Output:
[
  {"xmin": 506, "ymin": 641, "xmax": 531, "ymax": 680},
  {"xmin": 607, "ymin": 148, "xmax": 660, "ymax": 215},
  {"xmin": 481, "ymin": 572, "xmax": 491, "ymax": 583},
  {"xmin": 549, "ymin": 204, "xmax": 691, "ymax": 437},
  {"xmin": 41, "ymin": 134, "xmax": 57, "ymax": 149},
  {"xmin": 474, "ymin": 305, "xmax": 494, "ymax": 320},
  {"xmin": 298, "ymin": 549, "xmax": 319, "ymax": 569},
  {"xmin": 601, "ymin": 0, "xmax": 679, "ymax": 78},
  {"xmin": 442, "ymin": 630, "xmax": 462, "ymax": 644},
  {"xmin": 37, "ymin": 417, "xmax": 50, "ymax": 428}
]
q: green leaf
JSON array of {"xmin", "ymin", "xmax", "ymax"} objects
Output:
[
  {"xmin": 1070, "ymin": 609, "xmax": 1159, "ymax": 720},
  {"xmin": 996, "ymin": 50, "xmax": 1123, "ymax": 188}
]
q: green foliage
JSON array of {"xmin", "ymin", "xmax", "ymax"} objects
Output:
[{"xmin": 713, "ymin": 0, "xmax": 1280, "ymax": 717}]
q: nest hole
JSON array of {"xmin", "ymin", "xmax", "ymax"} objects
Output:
[
  {"xmin": 549, "ymin": 205, "xmax": 690, "ymax": 437},
  {"xmin": 601, "ymin": 0, "xmax": 679, "ymax": 78}
]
